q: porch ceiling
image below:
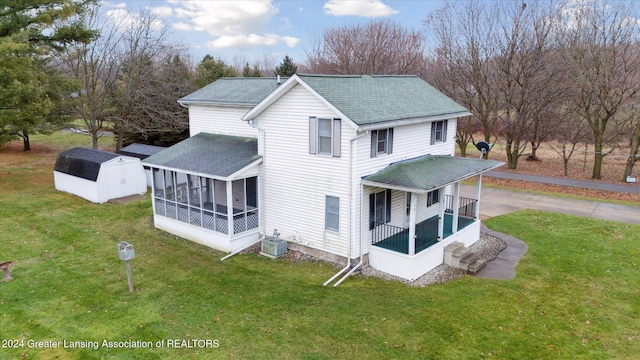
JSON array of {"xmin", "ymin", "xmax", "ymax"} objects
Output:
[
  {"xmin": 362, "ymin": 155, "xmax": 503, "ymax": 193},
  {"xmin": 142, "ymin": 132, "xmax": 262, "ymax": 179}
]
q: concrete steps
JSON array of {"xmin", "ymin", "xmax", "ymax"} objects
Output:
[{"xmin": 444, "ymin": 242, "xmax": 487, "ymax": 273}]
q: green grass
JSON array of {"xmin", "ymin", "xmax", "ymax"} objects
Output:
[{"xmin": 1, "ymin": 133, "xmax": 639, "ymax": 359}]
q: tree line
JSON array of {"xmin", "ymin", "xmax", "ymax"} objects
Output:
[
  {"xmin": 0, "ymin": 1, "xmax": 298, "ymax": 151},
  {"xmin": 2, "ymin": 0, "xmax": 639, "ymax": 181}
]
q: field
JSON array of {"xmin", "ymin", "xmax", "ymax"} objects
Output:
[
  {"xmin": 462, "ymin": 139, "xmax": 640, "ymax": 204},
  {"xmin": 1, "ymin": 133, "xmax": 639, "ymax": 359}
]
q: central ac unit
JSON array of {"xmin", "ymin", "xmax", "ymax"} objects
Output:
[{"xmin": 260, "ymin": 238, "xmax": 287, "ymax": 258}]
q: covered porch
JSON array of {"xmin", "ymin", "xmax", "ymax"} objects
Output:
[
  {"xmin": 372, "ymin": 209, "xmax": 475, "ymax": 255},
  {"xmin": 362, "ymin": 155, "xmax": 503, "ymax": 281}
]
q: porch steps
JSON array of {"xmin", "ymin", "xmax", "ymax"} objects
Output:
[{"xmin": 443, "ymin": 242, "xmax": 487, "ymax": 273}]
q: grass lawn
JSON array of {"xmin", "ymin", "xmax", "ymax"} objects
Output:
[{"xmin": 1, "ymin": 133, "xmax": 639, "ymax": 359}]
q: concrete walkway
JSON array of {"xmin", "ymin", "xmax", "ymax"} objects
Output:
[
  {"xmin": 464, "ymin": 172, "xmax": 640, "ymax": 280},
  {"xmin": 475, "ymin": 225, "xmax": 528, "ymax": 280}
]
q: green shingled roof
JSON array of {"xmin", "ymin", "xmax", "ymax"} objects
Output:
[
  {"xmin": 142, "ymin": 133, "xmax": 261, "ymax": 178},
  {"xmin": 362, "ymin": 155, "xmax": 504, "ymax": 193},
  {"xmin": 297, "ymin": 74, "xmax": 469, "ymax": 126},
  {"xmin": 179, "ymin": 77, "xmax": 286, "ymax": 105}
]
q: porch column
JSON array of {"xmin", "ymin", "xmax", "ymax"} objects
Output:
[
  {"xmin": 452, "ymin": 182, "xmax": 460, "ymax": 234},
  {"xmin": 475, "ymin": 174, "xmax": 483, "ymax": 219},
  {"xmin": 437, "ymin": 188, "xmax": 444, "ymax": 240},
  {"xmin": 408, "ymin": 191, "xmax": 418, "ymax": 255},
  {"xmin": 226, "ymin": 180, "xmax": 234, "ymax": 236}
]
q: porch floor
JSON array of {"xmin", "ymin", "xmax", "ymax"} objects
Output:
[{"xmin": 373, "ymin": 214, "xmax": 475, "ymax": 255}]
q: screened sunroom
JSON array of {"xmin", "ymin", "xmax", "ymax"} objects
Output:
[{"xmin": 143, "ymin": 133, "xmax": 263, "ymax": 253}]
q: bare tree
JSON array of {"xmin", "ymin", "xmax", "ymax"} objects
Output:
[
  {"xmin": 548, "ymin": 109, "xmax": 590, "ymax": 176},
  {"xmin": 493, "ymin": 1, "xmax": 559, "ymax": 169},
  {"xmin": 110, "ymin": 9, "xmax": 191, "ymax": 151},
  {"xmin": 622, "ymin": 102, "xmax": 640, "ymax": 181},
  {"xmin": 425, "ymin": 1, "xmax": 500, "ymax": 159},
  {"xmin": 57, "ymin": 5, "xmax": 123, "ymax": 149},
  {"xmin": 557, "ymin": 0, "xmax": 640, "ymax": 179},
  {"xmin": 304, "ymin": 19, "xmax": 426, "ymax": 75},
  {"xmin": 118, "ymin": 52, "xmax": 194, "ymax": 146}
]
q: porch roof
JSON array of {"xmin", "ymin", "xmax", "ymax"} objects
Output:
[
  {"xmin": 362, "ymin": 155, "xmax": 503, "ymax": 194},
  {"xmin": 142, "ymin": 133, "xmax": 261, "ymax": 179}
]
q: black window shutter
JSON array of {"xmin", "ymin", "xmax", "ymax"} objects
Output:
[
  {"xmin": 309, "ymin": 117, "xmax": 317, "ymax": 154},
  {"xmin": 387, "ymin": 128, "xmax": 394, "ymax": 154},
  {"xmin": 430, "ymin": 122, "xmax": 436, "ymax": 145},
  {"xmin": 370, "ymin": 131, "xmax": 377, "ymax": 158},
  {"xmin": 369, "ymin": 193, "xmax": 375, "ymax": 230},
  {"xmin": 385, "ymin": 189, "xmax": 392, "ymax": 223}
]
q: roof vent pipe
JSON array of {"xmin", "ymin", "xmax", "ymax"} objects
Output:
[{"xmin": 277, "ymin": 75, "xmax": 281, "ymax": 84}]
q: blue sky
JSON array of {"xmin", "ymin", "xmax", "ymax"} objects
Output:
[{"xmin": 102, "ymin": 0, "xmax": 447, "ymax": 65}]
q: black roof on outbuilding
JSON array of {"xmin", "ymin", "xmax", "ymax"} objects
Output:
[
  {"xmin": 119, "ymin": 143, "xmax": 166, "ymax": 159},
  {"xmin": 143, "ymin": 133, "xmax": 261, "ymax": 178},
  {"xmin": 54, "ymin": 147, "xmax": 120, "ymax": 181}
]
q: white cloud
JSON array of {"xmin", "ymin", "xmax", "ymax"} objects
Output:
[
  {"xmin": 172, "ymin": 21, "xmax": 193, "ymax": 31},
  {"xmin": 149, "ymin": 5, "xmax": 173, "ymax": 18},
  {"xmin": 323, "ymin": 0, "xmax": 399, "ymax": 17},
  {"xmin": 281, "ymin": 36, "xmax": 300, "ymax": 47},
  {"xmin": 105, "ymin": 5, "xmax": 164, "ymax": 31},
  {"xmin": 208, "ymin": 33, "xmax": 300, "ymax": 49},
  {"xmin": 169, "ymin": 0, "xmax": 278, "ymax": 37}
]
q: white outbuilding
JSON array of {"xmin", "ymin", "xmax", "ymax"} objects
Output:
[{"xmin": 54, "ymin": 147, "xmax": 147, "ymax": 204}]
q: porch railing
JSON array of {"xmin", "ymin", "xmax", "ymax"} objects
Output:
[
  {"xmin": 444, "ymin": 195, "xmax": 477, "ymax": 218},
  {"xmin": 371, "ymin": 218, "xmax": 441, "ymax": 255},
  {"xmin": 371, "ymin": 222, "xmax": 407, "ymax": 249}
]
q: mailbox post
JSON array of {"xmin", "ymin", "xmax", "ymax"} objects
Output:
[{"xmin": 118, "ymin": 241, "xmax": 135, "ymax": 292}]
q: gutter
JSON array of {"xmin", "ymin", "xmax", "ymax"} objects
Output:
[{"xmin": 356, "ymin": 111, "xmax": 472, "ymax": 132}]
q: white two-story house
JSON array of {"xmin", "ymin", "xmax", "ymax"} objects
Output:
[{"xmin": 143, "ymin": 74, "xmax": 502, "ymax": 282}]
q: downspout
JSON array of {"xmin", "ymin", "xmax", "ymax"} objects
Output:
[
  {"xmin": 324, "ymin": 131, "xmax": 368, "ymax": 287},
  {"xmin": 221, "ymin": 119, "xmax": 266, "ymax": 261},
  {"xmin": 249, "ymin": 119, "xmax": 267, "ymax": 243}
]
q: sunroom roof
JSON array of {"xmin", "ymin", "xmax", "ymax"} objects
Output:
[
  {"xmin": 362, "ymin": 155, "xmax": 504, "ymax": 193},
  {"xmin": 142, "ymin": 133, "xmax": 261, "ymax": 179}
]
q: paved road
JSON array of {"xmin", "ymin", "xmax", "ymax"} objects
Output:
[{"xmin": 460, "ymin": 171, "xmax": 640, "ymax": 225}]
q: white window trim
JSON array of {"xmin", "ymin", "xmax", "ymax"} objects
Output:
[{"xmin": 325, "ymin": 195, "xmax": 340, "ymax": 232}]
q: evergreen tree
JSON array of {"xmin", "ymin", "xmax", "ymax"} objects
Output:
[
  {"xmin": 274, "ymin": 55, "xmax": 297, "ymax": 77},
  {"xmin": 242, "ymin": 62, "xmax": 262, "ymax": 77},
  {"xmin": 0, "ymin": 0, "xmax": 95, "ymax": 150},
  {"xmin": 194, "ymin": 55, "xmax": 238, "ymax": 88}
]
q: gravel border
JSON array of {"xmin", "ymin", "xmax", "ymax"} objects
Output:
[{"xmin": 245, "ymin": 232, "xmax": 507, "ymax": 287}]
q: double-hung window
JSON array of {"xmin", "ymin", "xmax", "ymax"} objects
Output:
[
  {"xmin": 370, "ymin": 128, "xmax": 394, "ymax": 157},
  {"xmin": 325, "ymin": 196, "xmax": 340, "ymax": 232},
  {"xmin": 430, "ymin": 120, "xmax": 448, "ymax": 145},
  {"xmin": 309, "ymin": 117, "xmax": 341, "ymax": 157}
]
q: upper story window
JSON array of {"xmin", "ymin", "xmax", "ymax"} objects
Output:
[
  {"xmin": 431, "ymin": 120, "xmax": 448, "ymax": 145},
  {"xmin": 309, "ymin": 117, "xmax": 341, "ymax": 157},
  {"xmin": 370, "ymin": 128, "xmax": 394, "ymax": 158}
]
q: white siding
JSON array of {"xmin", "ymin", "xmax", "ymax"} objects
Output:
[
  {"xmin": 188, "ymin": 105, "xmax": 257, "ymax": 138},
  {"xmin": 255, "ymin": 84, "xmax": 356, "ymax": 257},
  {"xmin": 354, "ymin": 118, "xmax": 458, "ymax": 255}
]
